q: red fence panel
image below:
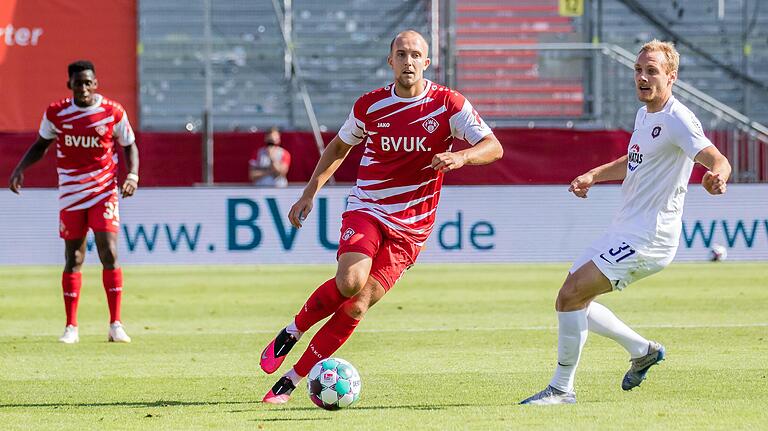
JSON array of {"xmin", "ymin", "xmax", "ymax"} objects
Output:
[{"xmin": 0, "ymin": 128, "xmax": 651, "ymax": 187}]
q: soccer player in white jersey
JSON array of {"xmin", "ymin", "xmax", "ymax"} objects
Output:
[
  {"xmin": 259, "ymin": 30, "xmax": 503, "ymax": 404},
  {"xmin": 9, "ymin": 60, "xmax": 139, "ymax": 344},
  {"xmin": 520, "ymin": 40, "xmax": 731, "ymax": 405}
]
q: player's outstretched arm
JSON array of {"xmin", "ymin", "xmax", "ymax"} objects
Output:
[
  {"xmin": 121, "ymin": 143, "xmax": 140, "ymax": 198},
  {"xmin": 695, "ymin": 146, "xmax": 731, "ymax": 195},
  {"xmin": 431, "ymin": 133, "xmax": 503, "ymax": 173},
  {"xmin": 569, "ymin": 155, "xmax": 628, "ymax": 198},
  {"xmin": 8, "ymin": 136, "xmax": 54, "ymax": 194},
  {"xmin": 288, "ymin": 136, "xmax": 354, "ymax": 228}
]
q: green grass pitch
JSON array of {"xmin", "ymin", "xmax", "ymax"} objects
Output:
[{"xmin": 1, "ymin": 263, "xmax": 766, "ymax": 430}]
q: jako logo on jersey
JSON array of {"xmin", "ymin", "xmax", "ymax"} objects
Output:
[
  {"xmin": 628, "ymin": 143, "xmax": 643, "ymax": 171},
  {"xmin": 64, "ymin": 135, "xmax": 101, "ymax": 148},
  {"xmin": 651, "ymin": 125, "xmax": 662, "ymax": 138},
  {"xmin": 377, "ymin": 122, "xmax": 390, "ymax": 128},
  {"xmin": 380, "ymin": 136, "xmax": 430, "ymax": 152},
  {"xmin": 95, "ymin": 125, "xmax": 108, "ymax": 136},
  {"xmin": 422, "ymin": 117, "xmax": 439, "ymax": 133},
  {"xmin": 342, "ymin": 228, "xmax": 355, "ymax": 241}
]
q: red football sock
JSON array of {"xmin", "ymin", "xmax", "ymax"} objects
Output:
[
  {"xmin": 293, "ymin": 308, "xmax": 360, "ymax": 377},
  {"xmin": 102, "ymin": 268, "xmax": 123, "ymax": 323},
  {"xmin": 294, "ymin": 278, "xmax": 347, "ymax": 332},
  {"xmin": 62, "ymin": 272, "xmax": 82, "ymax": 327}
]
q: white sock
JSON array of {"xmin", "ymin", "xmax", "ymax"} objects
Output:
[
  {"xmin": 550, "ymin": 309, "xmax": 588, "ymax": 392},
  {"xmin": 587, "ymin": 302, "xmax": 649, "ymax": 358},
  {"xmin": 284, "ymin": 368, "xmax": 303, "ymax": 386},
  {"xmin": 285, "ymin": 320, "xmax": 303, "ymax": 340}
]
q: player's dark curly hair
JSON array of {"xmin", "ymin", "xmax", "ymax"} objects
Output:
[{"xmin": 67, "ymin": 60, "xmax": 95, "ymax": 78}]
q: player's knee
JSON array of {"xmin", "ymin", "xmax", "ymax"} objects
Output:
[
  {"xmin": 556, "ymin": 278, "xmax": 583, "ymax": 311},
  {"xmin": 340, "ymin": 299, "xmax": 369, "ymax": 320},
  {"xmin": 64, "ymin": 250, "xmax": 85, "ymax": 272},
  {"xmin": 97, "ymin": 246, "xmax": 118, "ymax": 267},
  {"xmin": 64, "ymin": 258, "xmax": 83, "ymax": 273},
  {"xmin": 335, "ymin": 272, "xmax": 366, "ymax": 297}
]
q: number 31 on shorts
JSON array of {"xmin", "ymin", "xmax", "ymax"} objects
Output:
[{"xmin": 598, "ymin": 241, "xmax": 636, "ymax": 265}]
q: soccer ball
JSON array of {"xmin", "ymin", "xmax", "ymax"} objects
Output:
[
  {"xmin": 709, "ymin": 244, "xmax": 728, "ymax": 262},
  {"xmin": 307, "ymin": 357, "xmax": 362, "ymax": 410}
]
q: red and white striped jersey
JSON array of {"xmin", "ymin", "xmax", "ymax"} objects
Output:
[
  {"xmin": 337, "ymin": 80, "xmax": 492, "ymax": 245},
  {"xmin": 38, "ymin": 94, "xmax": 135, "ymax": 211}
]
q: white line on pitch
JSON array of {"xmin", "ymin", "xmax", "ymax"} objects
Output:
[
  {"xmin": 143, "ymin": 322, "xmax": 768, "ymax": 334},
  {"xmin": 10, "ymin": 322, "xmax": 767, "ymax": 338}
]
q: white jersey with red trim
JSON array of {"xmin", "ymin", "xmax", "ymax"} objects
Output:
[
  {"xmin": 337, "ymin": 80, "xmax": 492, "ymax": 245},
  {"xmin": 38, "ymin": 94, "xmax": 135, "ymax": 211}
]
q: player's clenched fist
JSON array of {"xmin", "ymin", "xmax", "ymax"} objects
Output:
[
  {"xmin": 288, "ymin": 197, "xmax": 313, "ymax": 228},
  {"xmin": 9, "ymin": 170, "xmax": 23, "ymax": 194},
  {"xmin": 431, "ymin": 152, "xmax": 466, "ymax": 173},
  {"xmin": 569, "ymin": 173, "xmax": 595, "ymax": 198},
  {"xmin": 121, "ymin": 177, "xmax": 138, "ymax": 198},
  {"xmin": 701, "ymin": 171, "xmax": 726, "ymax": 195}
]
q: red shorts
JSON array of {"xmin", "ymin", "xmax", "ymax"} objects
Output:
[
  {"xmin": 59, "ymin": 194, "xmax": 120, "ymax": 240},
  {"xmin": 337, "ymin": 211, "xmax": 421, "ymax": 291}
]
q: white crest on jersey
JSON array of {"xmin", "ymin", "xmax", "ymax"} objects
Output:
[{"xmin": 422, "ymin": 118, "xmax": 439, "ymax": 133}]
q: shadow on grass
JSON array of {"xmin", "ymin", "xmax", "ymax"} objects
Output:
[
  {"xmin": 254, "ymin": 417, "xmax": 333, "ymax": 422},
  {"xmin": 235, "ymin": 402, "xmax": 475, "ymax": 414},
  {"xmin": 0, "ymin": 400, "xmax": 259, "ymax": 409},
  {"xmin": 2, "ymin": 400, "xmax": 480, "ymax": 413}
]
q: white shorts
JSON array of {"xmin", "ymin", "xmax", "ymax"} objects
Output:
[{"xmin": 569, "ymin": 232, "xmax": 676, "ymax": 291}]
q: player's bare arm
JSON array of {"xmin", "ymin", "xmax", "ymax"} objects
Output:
[
  {"xmin": 288, "ymin": 136, "xmax": 354, "ymax": 228},
  {"xmin": 569, "ymin": 155, "xmax": 629, "ymax": 198},
  {"xmin": 695, "ymin": 146, "xmax": 731, "ymax": 195},
  {"xmin": 121, "ymin": 143, "xmax": 140, "ymax": 198},
  {"xmin": 431, "ymin": 133, "xmax": 503, "ymax": 173},
  {"xmin": 8, "ymin": 136, "xmax": 55, "ymax": 194}
]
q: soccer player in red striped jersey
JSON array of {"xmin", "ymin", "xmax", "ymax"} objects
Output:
[
  {"xmin": 260, "ymin": 30, "xmax": 503, "ymax": 404},
  {"xmin": 9, "ymin": 60, "xmax": 139, "ymax": 344}
]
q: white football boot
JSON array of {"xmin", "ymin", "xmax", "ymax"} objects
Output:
[
  {"xmin": 58, "ymin": 325, "xmax": 79, "ymax": 344},
  {"xmin": 520, "ymin": 385, "xmax": 576, "ymax": 405},
  {"xmin": 108, "ymin": 321, "xmax": 132, "ymax": 343}
]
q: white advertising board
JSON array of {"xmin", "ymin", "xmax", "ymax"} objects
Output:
[{"xmin": 0, "ymin": 185, "xmax": 766, "ymax": 264}]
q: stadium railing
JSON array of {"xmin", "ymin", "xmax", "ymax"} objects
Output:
[{"xmin": 452, "ymin": 42, "xmax": 768, "ymax": 183}]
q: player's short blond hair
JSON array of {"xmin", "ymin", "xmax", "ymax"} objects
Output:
[{"xmin": 638, "ymin": 39, "xmax": 680, "ymax": 74}]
